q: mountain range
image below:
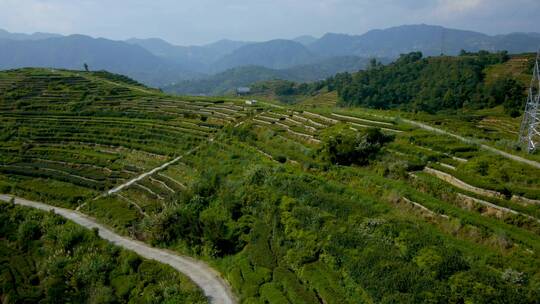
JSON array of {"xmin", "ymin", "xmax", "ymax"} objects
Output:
[
  {"xmin": 0, "ymin": 29, "xmax": 62, "ymax": 41},
  {"xmin": 163, "ymin": 56, "xmax": 374, "ymax": 95},
  {"xmin": 1, "ymin": 24, "xmax": 539, "ymax": 88}
]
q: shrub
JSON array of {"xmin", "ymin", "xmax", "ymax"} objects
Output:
[{"xmin": 320, "ymin": 125, "xmax": 394, "ymax": 166}]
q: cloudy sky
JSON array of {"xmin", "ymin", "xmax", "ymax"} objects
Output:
[{"xmin": 0, "ymin": 0, "xmax": 539, "ymax": 45}]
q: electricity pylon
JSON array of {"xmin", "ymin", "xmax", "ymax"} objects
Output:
[{"xmin": 519, "ymin": 50, "xmax": 540, "ymax": 153}]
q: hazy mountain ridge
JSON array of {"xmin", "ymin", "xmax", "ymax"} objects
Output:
[
  {"xmin": 308, "ymin": 25, "xmax": 540, "ymax": 58},
  {"xmin": 126, "ymin": 38, "xmax": 251, "ymax": 72},
  {"xmin": 1, "ymin": 24, "xmax": 539, "ymax": 87},
  {"xmin": 0, "ymin": 35, "xmax": 200, "ymax": 86},
  {"xmin": 0, "ymin": 28, "xmax": 62, "ymax": 40},
  {"xmin": 293, "ymin": 35, "xmax": 318, "ymax": 45},
  {"xmin": 163, "ymin": 56, "xmax": 372, "ymax": 95},
  {"xmin": 211, "ymin": 39, "xmax": 318, "ymax": 72}
]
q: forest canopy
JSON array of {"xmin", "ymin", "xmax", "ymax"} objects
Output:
[
  {"xmin": 327, "ymin": 51, "xmax": 526, "ymax": 114},
  {"xmin": 257, "ymin": 51, "xmax": 529, "ymax": 116}
]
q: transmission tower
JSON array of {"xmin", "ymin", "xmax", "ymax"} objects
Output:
[{"xmin": 519, "ymin": 50, "xmax": 540, "ymax": 153}]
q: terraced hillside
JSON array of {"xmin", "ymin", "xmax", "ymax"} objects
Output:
[
  {"xmin": 0, "ymin": 69, "xmax": 251, "ymax": 219},
  {"xmin": 1, "ymin": 68, "xmax": 540, "ymax": 303}
]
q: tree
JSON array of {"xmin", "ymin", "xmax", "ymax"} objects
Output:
[
  {"xmin": 368, "ymin": 58, "xmax": 381, "ymax": 70},
  {"xmin": 320, "ymin": 125, "xmax": 394, "ymax": 166},
  {"xmin": 84, "ymin": 63, "xmax": 89, "ymax": 72},
  {"xmin": 332, "ymin": 51, "xmax": 513, "ymax": 114}
]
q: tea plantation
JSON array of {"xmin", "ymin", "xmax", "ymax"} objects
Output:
[{"xmin": 1, "ymin": 68, "xmax": 539, "ymax": 303}]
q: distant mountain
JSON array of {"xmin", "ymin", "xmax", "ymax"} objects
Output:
[
  {"xmin": 352, "ymin": 24, "xmax": 489, "ymax": 57},
  {"xmin": 126, "ymin": 38, "xmax": 250, "ymax": 72},
  {"xmin": 489, "ymin": 33, "xmax": 540, "ymax": 54},
  {"xmin": 516, "ymin": 32, "xmax": 540, "ymax": 39},
  {"xmin": 129, "ymin": 25, "xmax": 540, "ymax": 74},
  {"xmin": 308, "ymin": 33, "xmax": 359, "ymax": 57},
  {"xmin": 293, "ymin": 35, "xmax": 318, "ymax": 45},
  {"xmin": 163, "ymin": 56, "xmax": 371, "ymax": 95},
  {"xmin": 163, "ymin": 66, "xmax": 282, "ymax": 95},
  {"xmin": 284, "ymin": 56, "xmax": 376, "ymax": 80},
  {"xmin": 0, "ymin": 29, "xmax": 62, "ymax": 40},
  {"xmin": 308, "ymin": 24, "xmax": 540, "ymax": 58},
  {"xmin": 2, "ymin": 25, "xmax": 539, "ymax": 89},
  {"xmin": 212, "ymin": 39, "xmax": 317, "ymax": 72},
  {"xmin": 202, "ymin": 39, "xmax": 252, "ymax": 56},
  {"xmin": 0, "ymin": 35, "xmax": 199, "ymax": 86}
]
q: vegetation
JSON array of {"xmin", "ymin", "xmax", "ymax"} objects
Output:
[
  {"xmin": 320, "ymin": 125, "xmax": 394, "ymax": 165},
  {"xmin": 328, "ymin": 51, "xmax": 528, "ymax": 114},
  {"xmin": 1, "ymin": 67, "xmax": 540, "ymax": 303},
  {"xmin": 132, "ymin": 128, "xmax": 540, "ymax": 303},
  {"xmin": 255, "ymin": 51, "xmax": 533, "ymax": 117},
  {"xmin": 92, "ymin": 70, "xmax": 147, "ymax": 87},
  {"xmin": 162, "ymin": 56, "xmax": 369, "ymax": 96},
  {"xmin": 0, "ymin": 202, "xmax": 206, "ymax": 303}
]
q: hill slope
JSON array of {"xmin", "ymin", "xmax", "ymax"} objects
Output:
[{"xmin": 1, "ymin": 68, "xmax": 540, "ymax": 304}]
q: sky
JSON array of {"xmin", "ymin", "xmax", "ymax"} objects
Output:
[{"xmin": 0, "ymin": 0, "xmax": 539, "ymax": 45}]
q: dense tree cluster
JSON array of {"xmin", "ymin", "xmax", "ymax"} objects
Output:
[
  {"xmin": 325, "ymin": 51, "xmax": 526, "ymax": 114},
  {"xmin": 320, "ymin": 126, "xmax": 394, "ymax": 166},
  {"xmin": 251, "ymin": 79, "xmax": 326, "ymax": 103}
]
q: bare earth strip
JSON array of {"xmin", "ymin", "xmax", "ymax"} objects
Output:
[
  {"xmin": 0, "ymin": 194, "xmax": 236, "ymax": 304},
  {"xmin": 104, "ymin": 140, "xmax": 213, "ymax": 197},
  {"xmin": 402, "ymin": 118, "xmax": 540, "ymax": 169}
]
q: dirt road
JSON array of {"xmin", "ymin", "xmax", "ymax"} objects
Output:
[
  {"xmin": 402, "ymin": 118, "xmax": 540, "ymax": 169},
  {"xmin": 0, "ymin": 195, "xmax": 236, "ymax": 304}
]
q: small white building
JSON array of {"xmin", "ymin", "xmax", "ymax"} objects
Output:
[{"xmin": 245, "ymin": 99, "xmax": 258, "ymax": 105}]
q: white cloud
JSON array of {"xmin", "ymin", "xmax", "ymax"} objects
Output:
[
  {"xmin": 0, "ymin": 0, "xmax": 538, "ymax": 44},
  {"xmin": 436, "ymin": 0, "xmax": 485, "ymax": 14},
  {"xmin": 0, "ymin": 0, "xmax": 75, "ymax": 33}
]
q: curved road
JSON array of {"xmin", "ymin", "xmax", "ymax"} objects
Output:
[{"xmin": 0, "ymin": 195, "xmax": 236, "ymax": 304}]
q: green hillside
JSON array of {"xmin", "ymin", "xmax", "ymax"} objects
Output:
[
  {"xmin": 1, "ymin": 68, "xmax": 540, "ymax": 303},
  {"xmin": 328, "ymin": 51, "xmax": 533, "ymax": 115}
]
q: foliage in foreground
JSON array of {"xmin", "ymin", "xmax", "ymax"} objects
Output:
[
  {"xmin": 0, "ymin": 202, "xmax": 206, "ymax": 304},
  {"xmin": 136, "ymin": 132, "xmax": 539, "ymax": 304}
]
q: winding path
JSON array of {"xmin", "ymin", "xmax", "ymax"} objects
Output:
[
  {"xmin": 0, "ymin": 195, "xmax": 236, "ymax": 304},
  {"xmin": 401, "ymin": 118, "xmax": 540, "ymax": 169}
]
